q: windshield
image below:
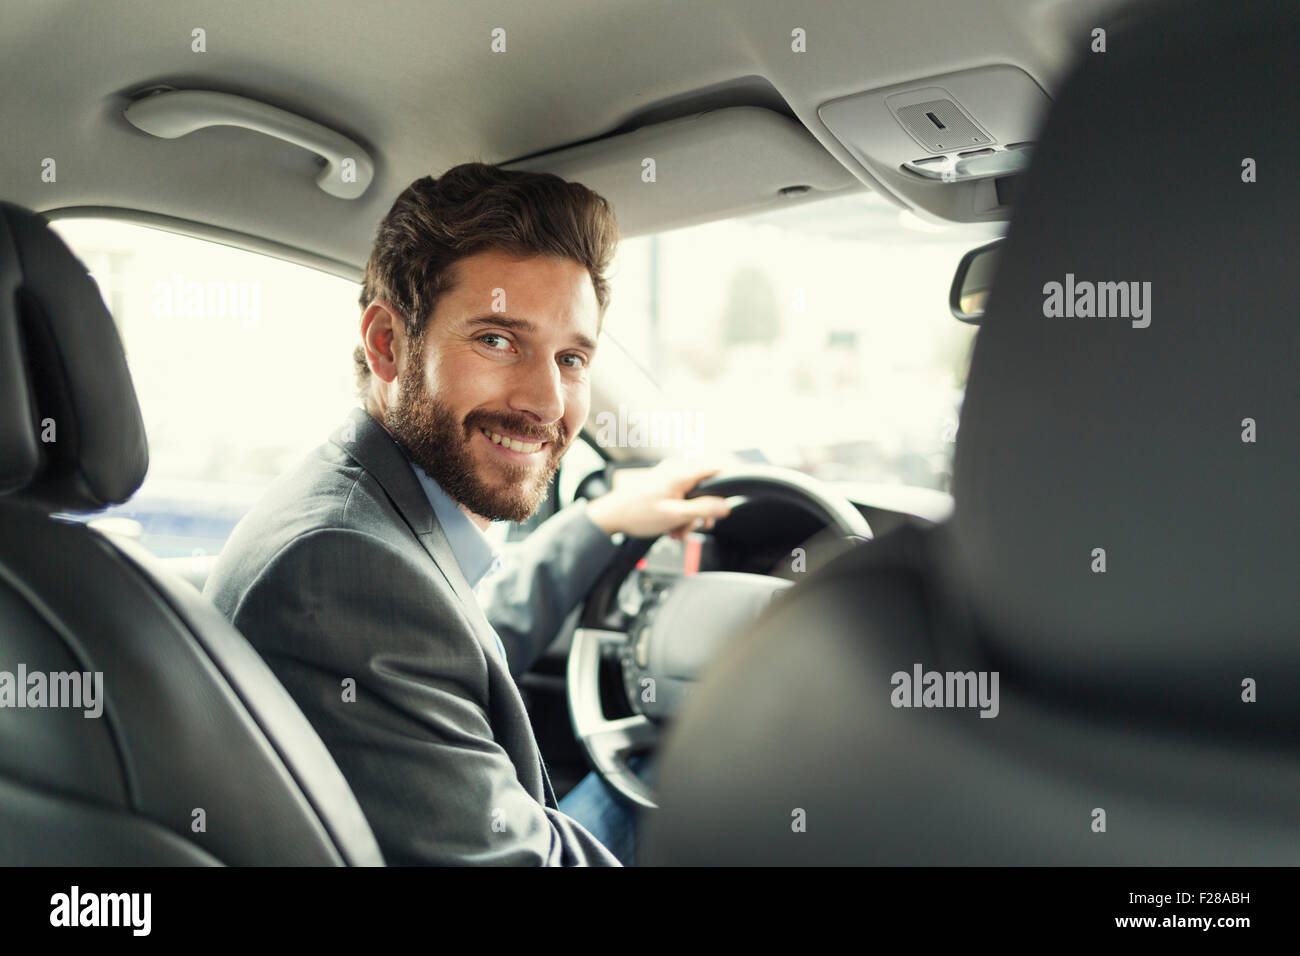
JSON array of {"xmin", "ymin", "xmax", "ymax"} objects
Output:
[{"xmin": 600, "ymin": 191, "xmax": 1002, "ymax": 492}]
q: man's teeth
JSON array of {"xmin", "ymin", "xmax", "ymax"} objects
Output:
[{"xmin": 482, "ymin": 429, "xmax": 544, "ymax": 454}]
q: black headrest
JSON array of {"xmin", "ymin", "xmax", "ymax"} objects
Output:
[
  {"xmin": 0, "ymin": 203, "xmax": 147, "ymax": 512},
  {"xmin": 948, "ymin": 0, "xmax": 1300, "ymax": 695}
]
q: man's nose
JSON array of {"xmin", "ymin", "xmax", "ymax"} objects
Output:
[{"xmin": 507, "ymin": 354, "xmax": 566, "ymax": 430}]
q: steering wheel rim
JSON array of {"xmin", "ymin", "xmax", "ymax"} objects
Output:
[{"xmin": 566, "ymin": 465, "xmax": 873, "ymax": 810}]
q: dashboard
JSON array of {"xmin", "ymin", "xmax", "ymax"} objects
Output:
[{"xmin": 615, "ymin": 533, "xmax": 716, "ymax": 617}]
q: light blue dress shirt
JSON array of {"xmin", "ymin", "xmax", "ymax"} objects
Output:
[{"xmin": 409, "ymin": 461, "xmax": 509, "ymax": 663}]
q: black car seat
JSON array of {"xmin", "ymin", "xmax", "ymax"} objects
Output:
[{"xmin": 0, "ymin": 202, "xmax": 383, "ymax": 864}]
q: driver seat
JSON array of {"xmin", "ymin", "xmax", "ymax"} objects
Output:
[
  {"xmin": 643, "ymin": 0, "xmax": 1300, "ymax": 864},
  {"xmin": 0, "ymin": 202, "xmax": 384, "ymax": 864}
]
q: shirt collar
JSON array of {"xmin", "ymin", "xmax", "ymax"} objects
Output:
[{"xmin": 407, "ymin": 461, "xmax": 503, "ymax": 592}]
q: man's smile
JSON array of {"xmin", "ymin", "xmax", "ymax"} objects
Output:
[{"xmin": 478, "ymin": 426, "xmax": 548, "ymax": 457}]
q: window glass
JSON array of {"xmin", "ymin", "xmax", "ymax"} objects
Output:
[
  {"xmin": 598, "ymin": 193, "xmax": 1000, "ymax": 491},
  {"xmin": 51, "ymin": 218, "xmax": 360, "ymax": 558}
]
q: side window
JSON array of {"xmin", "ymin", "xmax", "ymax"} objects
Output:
[{"xmin": 49, "ymin": 218, "xmax": 361, "ymax": 560}]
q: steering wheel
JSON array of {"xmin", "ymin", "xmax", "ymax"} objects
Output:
[{"xmin": 566, "ymin": 465, "xmax": 873, "ymax": 809}]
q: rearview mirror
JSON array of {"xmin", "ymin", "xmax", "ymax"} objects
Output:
[{"xmin": 949, "ymin": 238, "xmax": 1003, "ymax": 323}]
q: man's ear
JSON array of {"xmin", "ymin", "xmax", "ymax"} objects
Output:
[{"xmin": 360, "ymin": 299, "xmax": 404, "ymax": 384}]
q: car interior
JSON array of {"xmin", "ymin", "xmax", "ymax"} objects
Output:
[{"xmin": 1, "ymin": 0, "xmax": 1295, "ymax": 868}]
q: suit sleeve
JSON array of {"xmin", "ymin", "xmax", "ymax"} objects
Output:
[
  {"xmin": 477, "ymin": 498, "xmax": 620, "ymax": 679},
  {"xmin": 227, "ymin": 526, "xmax": 619, "ymax": 866}
]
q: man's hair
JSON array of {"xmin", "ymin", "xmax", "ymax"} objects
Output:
[{"xmin": 354, "ymin": 162, "xmax": 619, "ymax": 395}]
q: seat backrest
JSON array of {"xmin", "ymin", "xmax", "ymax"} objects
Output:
[
  {"xmin": 0, "ymin": 201, "xmax": 383, "ymax": 865},
  {"xmin": 644, "ymin": 0, "xmax": 1300, "ymax": 864}
]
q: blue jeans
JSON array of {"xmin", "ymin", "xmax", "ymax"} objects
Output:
[{"xmin": 558, "ymin": 755, "xmax": 653, "ymax": 866}]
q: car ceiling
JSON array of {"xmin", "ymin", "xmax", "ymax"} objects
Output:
[{"xmin": 2, "ymin": 0, "xmax": 1132, "ymax": 278}]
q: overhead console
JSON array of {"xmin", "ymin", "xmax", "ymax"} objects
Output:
[{"xmin": 818, "ymin": 66, "xmax": 1051, "ymax": 222}]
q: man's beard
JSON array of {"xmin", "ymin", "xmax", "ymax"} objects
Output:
[{"xmin": 382, "ymin": 358, "xmax": 566, "ymax": 524}]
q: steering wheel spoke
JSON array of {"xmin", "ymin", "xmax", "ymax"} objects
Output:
[
  {"xmin": 582, "ymin": 715, "xmax": 658, "ymax": 809},
  {"xmin": 567, "ymin": 627, "xmax": 660, "ymax": 808},
  {"xmin": 586, "ymin": 713, "xmax": 657, "ymax": 752}
]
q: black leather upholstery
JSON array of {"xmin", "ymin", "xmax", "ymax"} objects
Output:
[
  {"xmin": 0, "ymin": 203, "xmax": 383, "ymax": 864},
  {"xmin": 644, "ymin": 0, "xmax": 1300, "ymax": 864},
  {"xmin": 0, "ymin": 202, "xmax": 147, "ymax": 510},
  {"xmin": 945, "ymin": 0, "xmax": 1300, "ymax": 711}
]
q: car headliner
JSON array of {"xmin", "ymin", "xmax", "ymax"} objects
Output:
[{"xmin": 2, "ymin": 0, "xmax": 1130, "ymax": 277}]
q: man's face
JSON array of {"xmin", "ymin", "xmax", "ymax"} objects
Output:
[{"xmin": 383, "ymin": 249, "xmax": 599, "ymax": 524}]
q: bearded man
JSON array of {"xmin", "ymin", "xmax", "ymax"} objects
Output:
[{"xmin": 205, "ymin": 163, "xmax": 729, "ymax": 865}]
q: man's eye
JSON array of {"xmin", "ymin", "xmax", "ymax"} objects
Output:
[
  {"xmin": 560, "ymin": 354, "xmax": 588, "ymax": 369},
  {"xmin": 478, "ymin": 333, "xmax": 510, "ymax": 350}
]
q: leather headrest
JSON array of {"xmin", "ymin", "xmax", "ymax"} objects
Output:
[
  {"xmin": 948, "ymin": 0, "xmax": 1300, "ymax": 693},
  {"xmin": 0, "ymin": 203, "xmax": 147, "ymax": 512}
]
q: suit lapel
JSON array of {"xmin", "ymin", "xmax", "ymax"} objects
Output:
[
  {"xmin": 446, "ymin": 568, "xmax": 560, "ymax": 808},
  {"xmin": 329, "ymin": 407, "xmax": 554, "ymax": 806}
]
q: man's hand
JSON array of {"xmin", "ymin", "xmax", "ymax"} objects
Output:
[{"xmin": 585, "ymin": 458, "xmax": 733, "ymax": 541}]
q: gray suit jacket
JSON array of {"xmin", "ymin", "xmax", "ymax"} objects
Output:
[{"xmin": 204, "ymin": 405, "xmax": 622, "ymax": 865}]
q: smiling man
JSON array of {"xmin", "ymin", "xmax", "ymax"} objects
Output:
[
  {"xmin": 204, "ymin": 164, "xmax": 730, "ymax": 865},
  {"xmin": 371, "ymin": 248, "xmax": 596, "ymax": 528}
]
